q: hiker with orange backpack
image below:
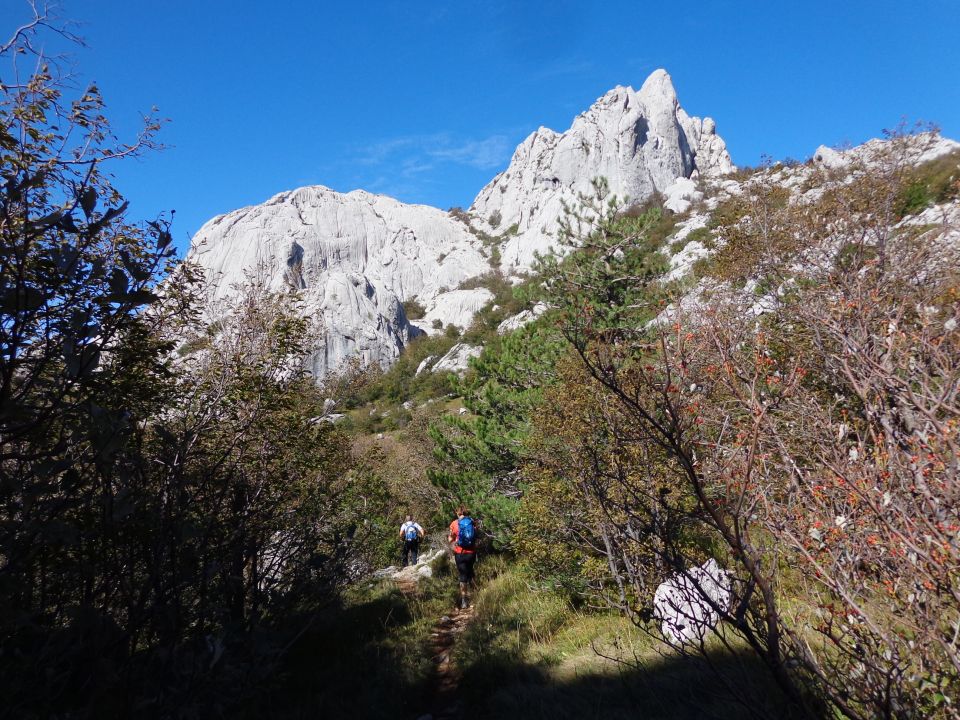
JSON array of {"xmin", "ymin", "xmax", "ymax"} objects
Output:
[{"xmin": 447, "ymin": 505, "xmax": 477, "ymax": 609}]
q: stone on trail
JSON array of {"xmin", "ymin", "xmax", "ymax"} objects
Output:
[{"xmin": 653, "ymin": 558, "xmax": 732, "ymax": 645}]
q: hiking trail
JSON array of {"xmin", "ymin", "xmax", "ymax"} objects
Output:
[
  {"xmin": 422, "ymin": 604, "xmax": 474, "ymax": 720},
  {"xmin": 390, "ymin": 557, "xmax": 475, "ymax": 720}
]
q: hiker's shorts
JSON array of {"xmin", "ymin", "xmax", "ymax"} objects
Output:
[{"xmin": 454, "ymin": 552, "xmax": 476, "ymax": 583}]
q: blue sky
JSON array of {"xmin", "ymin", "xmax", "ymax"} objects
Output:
[{"xmin": 8, "ymin": 0, "xmax": 959, "ymax": 252}]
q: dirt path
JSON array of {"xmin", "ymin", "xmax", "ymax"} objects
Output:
[
  {"xmin": 393, "ymin": 574, "xmax": 475, "ymax": 720},
  {"xmin": 426, "ymin": 605, "xmax": 474, "ymax": 719}
]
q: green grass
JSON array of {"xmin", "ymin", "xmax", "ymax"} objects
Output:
[
  {"xmin": 454, "ymin": 562, "xmax": 802, "ymax": 720},
  {"xmin": 236, "ymin": 554, "xmax": 805, "ymax": 719},
  {"xmin": 895, "ymin": 149, "xmax": 960, "ymax": 218}
]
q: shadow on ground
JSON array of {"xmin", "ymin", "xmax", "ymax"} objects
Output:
[
  {"xmin": 244, "ymin": 581, "xmax": 805, "ymax": 720},
  {"xmin": 456, "ymin": 647, "xmax": 802, "ymax": 720}
]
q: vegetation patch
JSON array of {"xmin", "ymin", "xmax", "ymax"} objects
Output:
[
  {"xmin": 454, "ymin": 563, "xmax": 796, "ymax": 720},
  {"xmin": 894, "ymin": 148, "xmax": 960, "ymax": 217}
]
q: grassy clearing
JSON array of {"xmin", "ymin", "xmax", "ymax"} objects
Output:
[{"xmin": 455, "ymin": 562, "xmax": 799, "ymax": 720}]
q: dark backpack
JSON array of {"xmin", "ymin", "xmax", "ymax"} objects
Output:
[
  {"xmin": 404, "ymin": 524, "xmax": 419, "ymax": 542},
  {"xmin": 456, "ymin": 517, "xmax": 475, "ymax": 549}
]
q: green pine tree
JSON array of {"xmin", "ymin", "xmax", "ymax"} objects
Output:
[{"xmin": 428, "ymin": 321, "xmax": 564, "ymax": 546}]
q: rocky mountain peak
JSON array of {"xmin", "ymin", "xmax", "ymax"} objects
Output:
[
  {"xmin": 187, "ymin": 69, "xmax": 735, "ymax": 375},
  {"xmin": 470, "ymin": 69, "xmax": 734, "ymax": 269}
]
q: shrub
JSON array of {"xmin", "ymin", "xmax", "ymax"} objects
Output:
[
  {"xmin": 535, "ymin": 138, "xmax": 960, "ymax": 718},
  {"xmin": 402, "ymin": 298, "xmax": 426, "ymax": 320}
]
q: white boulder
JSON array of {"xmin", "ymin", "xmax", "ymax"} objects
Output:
[
  {"xmin": 662, "ymin": 177, "xmax": 704, "ymax": 214},
  {"xmin": 653, "ymin": 558, "xmax": 732, "ymax": 645},
  {"xmin": 432, "ymin": 343, "xmax": 482, "ymax": 374},
  {"xmin": 496, "ymin": 302, "xmax": 549, "ymax": 334}
]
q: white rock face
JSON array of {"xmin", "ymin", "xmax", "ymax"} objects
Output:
[
  {"xmin": 664, "ymin": 213, "xmax": 711, "ymax": 281},
  {"xmin": 497, "ymin": 302, "xmax": 549, "ymax": 334},
  {"xmin": 470, "ymin": 69, "xmax": 734, "ymax": 270},
  {"xmin": 653, "ymin": 558, "xmax": 732, "ymax": 646},
  {"xmin": 187, "ymin": 70, "xmax": 736, "ymax": 377},
  {"xmin": 188, "ymin": 186, "xmax": 490, "ymax": 375},
  {"xmin": 414, "ymin": 287, "xmax": 495, "ymax": 334},
  {"xmin": 662, "ymin": 177, "xmax": 704, "ymax": 214},
  {"xmin": 432, "ymin": 343, "xmax": 482, "ymax": 374}
]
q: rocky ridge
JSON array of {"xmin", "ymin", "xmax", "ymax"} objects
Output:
[
  {"xmin": 186, "ymin": 69, "xmax": 786, "ymax": 377},
  {"xmin": 469, "ymin": 69, "xmax": 733, "ymax": 269}
]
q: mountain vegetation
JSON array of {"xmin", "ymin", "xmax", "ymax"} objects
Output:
[{"xmin": 0, "ymin": 16, "xmax": 387, "ymax": 716}]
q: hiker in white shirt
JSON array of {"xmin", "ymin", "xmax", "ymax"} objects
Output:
[{"xmin": 399, "ymin": 516, "xmax": 425, "ymax": 566}]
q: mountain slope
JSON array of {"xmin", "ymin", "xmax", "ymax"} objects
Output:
[
  {"xmin": 185, "ymin": 70, "xmax": 730, "ymax": 375},
  {"xmin": 189, "ymin": 186, "xmax": 489, "ymax": 375}
]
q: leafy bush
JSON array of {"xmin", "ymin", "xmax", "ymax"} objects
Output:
[
  {"xmin": 0, "ymin": 16, "xmax": 380, "ymax": 716},
  {"xmin": 534, "ymin": 139, "xmax": 960, "ymax": 718}
]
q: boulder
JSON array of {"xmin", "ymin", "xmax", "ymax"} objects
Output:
[
  {"xmin": 653, "ymin": 558, "xmax": 732, "ymax": 645},
  {"xmin": 662, "ymin": 177, "xmax": 704, "ymax": 214},
  {"xmin": 432, "ymin": 343, "xmax": 482, "ymax": 374},
  {"xmin": 496, "ymin": 302, "xmax": 548, "ymax": 334}
]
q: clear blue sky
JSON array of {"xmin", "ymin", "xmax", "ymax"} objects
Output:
[{"xmin": 9, "ymin": 0, "xmax": 959, "ymax": 252}]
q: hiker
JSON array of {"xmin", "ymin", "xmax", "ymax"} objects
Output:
[
  {"xmin": 447, "ymin": 505, "xmax": 477, "ymax": 609},
  {"xmin": 399, "ymin": 515, "xmax": 424, "ymax": 567}
]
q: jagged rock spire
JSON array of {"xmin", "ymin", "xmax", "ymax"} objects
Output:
[{"xmin": 470, "ymin": 69, "xmax": 733, "ymax": 269}]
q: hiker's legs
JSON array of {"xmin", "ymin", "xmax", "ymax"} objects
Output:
[
  {"xmin": 454, "ymin": 553, "xmax": 476, "ymax": 608},
  {"xmin": 402, "ymin": 541, "xmax": 411, "ymax": 567},
  {"xmin": 410, "ymin": 540, "xmax": 419, "ymax": 565}
]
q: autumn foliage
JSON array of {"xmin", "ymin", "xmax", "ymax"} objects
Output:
[{"xmin": 529, "ymin": 136, "xmax": 960, "ymax": 718}]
